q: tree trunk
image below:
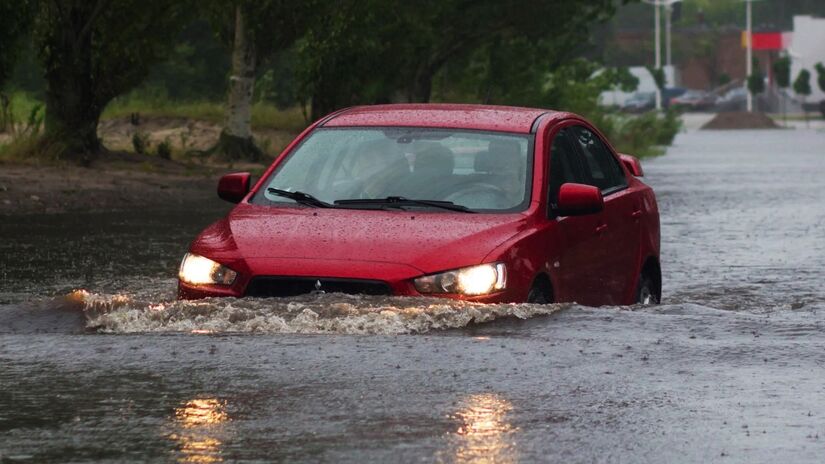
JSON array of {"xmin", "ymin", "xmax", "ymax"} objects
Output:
[
  {"xmin": 309, "ymin": 74, "xmax": 342, "ymax": 122},
  {"xmin": 408, "ymin": 65, "xmax": 434, "ymax": 103},
  {"xmin": 215, "ymin": 5, "xmax": 262, "ymax": 161},
  {"xmin": 42, "ymin": 10, "xmax": 104, "ymax": 165}
]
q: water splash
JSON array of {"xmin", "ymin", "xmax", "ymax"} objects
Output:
[{"xmin": 76, "ymin": 291, "xmax": 569, "ymax": 335}]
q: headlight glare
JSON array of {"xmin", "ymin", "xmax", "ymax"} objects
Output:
[
  {"xmin": 179, "ymin": 253, "xmax": 237, "ymax": 286},
  {"xmin": 414, "ymin": 263, "xmax": 506, "ymax": 296}
]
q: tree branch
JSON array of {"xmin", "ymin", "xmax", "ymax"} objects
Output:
[{"xmin": 75, "ymin": 0, "xmax": 112, "ymax": 47}]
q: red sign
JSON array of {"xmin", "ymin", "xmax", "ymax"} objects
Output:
[{"xmin": 741, "ymin": 32, "xmax": 789, "ymax": 50}]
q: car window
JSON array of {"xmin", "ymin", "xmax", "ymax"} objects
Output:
[
  {"xmin": 548, "ymin": 128, "xmax": 584, "ymax": 208},
  {"xmin": 250, "ymin": 128, "xmax": 534, "ymax": 213},
  {"xmin": 570, "ymin": 126, "xmax": 626, "ymax": 193}
]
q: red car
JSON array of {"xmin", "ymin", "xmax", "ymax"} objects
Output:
[{"xmin": 178, "ymin": 104, "xmax": 661, "ymax": 306}]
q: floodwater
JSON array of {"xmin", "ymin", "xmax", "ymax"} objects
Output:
[{"xmin": 2, "ymin": 128, "xmax": 825, "ymax": 462}]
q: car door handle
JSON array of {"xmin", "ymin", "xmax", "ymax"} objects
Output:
[
  {"xmin": 595, "ymin": 224, "xmax": 609, "ymax": 234},
  {"xmin": 631, "ymin": 210, "xmax": 643, "ymax": 219}
]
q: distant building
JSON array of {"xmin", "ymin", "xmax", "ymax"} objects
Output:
[{"xmin": 788, "ymin": 15, "xmax": 825, "ymax": 101}]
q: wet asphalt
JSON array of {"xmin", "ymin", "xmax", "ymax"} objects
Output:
[{"xmin": 2, "ymin": 128, "xmax": 825, "ymax": 463}]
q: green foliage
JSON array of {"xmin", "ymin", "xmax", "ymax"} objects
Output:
[
  {"xmin": 717, "ymin": 74, "xmax": 731, "ymax": 87},
  {"xmin": 647, "ymin": 67, "xmax": 665, "ymax": 91},
  {"xmin": 773, "ymin": 56, "xmax": 792, "ymax": 89},
  {"xmin": 141, "ymin": 19, "xmax": 230, "ymax": 101},
  {"xmin": 32, "ymin": 0, "xmax": 195, "ymax": 161},
  {"xmin": 104, "ymin": 95, "xmax": 307, "ymax": 131},
  {"xmin": 793, "ymin": 69, "xmax": 812, "ymax": 97},
  {"xmin": 0, "ymin": 0, "xmax": 34, "ymax": 87},
  {"xmin": 815, "ymin": 63, "xmax": 825, "ymax": 93},
  {"xmin": 156, "ymin": 138, "xmax": 172, "ymax": 160},
  {"xmin": 591, "ymin": 110, "xmax": 682, "ymax": 159},
  {"xmin": 747, "ymin": 59, "xmax": 765, "ymax": 96},
  {"xmin": 541, "ymin": 59, "xmax": 615, "ymax": 114},
  {"xmin": 296, "ymin": 0, "xmax": 619, "ymax": 119},
  {"xmin": 132, "ymin": 133, "xmax": 150, "ymax": 155}
]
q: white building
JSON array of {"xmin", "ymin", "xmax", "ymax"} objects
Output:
[{"xmin": 788, "ymin": 15, "xmax": 825, "ymax": 101}]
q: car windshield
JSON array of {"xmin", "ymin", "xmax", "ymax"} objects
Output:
[{"xmin": 252, "ymin": 128, "xmax": 533, "ymax": 212}]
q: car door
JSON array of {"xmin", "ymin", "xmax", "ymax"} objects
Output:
[
  {"xmin": 546, "ymin": 127, "xmax": 605, "ymax": 305},
  {"xmin": 568, "ymin": 125, "xmax": 641, "ymax": 304}
]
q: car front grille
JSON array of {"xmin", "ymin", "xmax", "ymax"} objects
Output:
[{"xmin": 244, "ymin": 276, "xmax": 393, "ymax": 298}]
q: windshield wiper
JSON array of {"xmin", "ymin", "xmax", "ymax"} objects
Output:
[
  {"xmin": 267, "ymin": 188, "xmax": 334, "ymax": 208},
  {"xmin": 334, "ymin": 196, "xmax": 475, "ymax": 213}
]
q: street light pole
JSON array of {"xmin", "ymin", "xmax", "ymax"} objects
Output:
[
  {"xmin": 644, "ymin": 0, "xmax": 681, "ymax": 110},
  {"xmin": 666, "ymin": 3, "xmax": 673, "ymax": 67},
  {"xmin": 654, "ymin": 2, "xmax": 662, "ymax": 110},
  {"xmin": 746, "ymin": 0, "xmax": 753, "ymax": 112}
]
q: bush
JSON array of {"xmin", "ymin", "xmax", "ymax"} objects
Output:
[
  {"xmin": 132, "ymin": 132, "xmax": 150, "ymax": 154},
  {"xmin": 156, "ymin": 138, "xmax": 172, "ymax": 160},
  {"xmin": 591, "ymin": 109, "xmax": 682, "ymax": 158}
]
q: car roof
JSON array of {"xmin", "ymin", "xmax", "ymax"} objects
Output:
[{"xmin": 321, "ymin": 104, "xmax": 554, "ymax": 134}]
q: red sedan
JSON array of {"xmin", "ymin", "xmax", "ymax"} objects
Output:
[{"xmin": 178, "ymin": 104, "xmax": 661, "ymax": 306}]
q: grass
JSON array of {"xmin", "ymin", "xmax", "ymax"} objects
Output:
[
  {"xmin": 2, "ymin": 91, "xmax": 309, "ymax": 132},
  {"xmin": 6, "ymin": 92, "xmax": 43, "ymax": 124},
  {"xmin": 103, "ymin": 95, "xmax": 309, "ymax": 131}
]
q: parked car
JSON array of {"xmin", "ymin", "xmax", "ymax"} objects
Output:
[
  {"xmin": 662, "ymin": 87, "xmax": 687, "ymax": 109},
  {"xmin": 670, "ymin": 89, "xmax": 717, "ymax": 111},
  {"xmin": 715, "ymin": 86, "xmax": 747, "ymax": 112},
  {"xmin": 622, "ymin": 92, "xmax": 655, "ymax": 113},
  {"xmin": 178, "ymin": 104, "xmax": 661, "ymax": 306}
]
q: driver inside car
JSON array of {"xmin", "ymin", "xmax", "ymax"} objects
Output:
[
  {"xmin": 349, "ymin": 139, "xmax": 410, "ymax": 198},
  {"xmin": 471, "ymin": 139, "xmax": 526, "ymax": 208}
]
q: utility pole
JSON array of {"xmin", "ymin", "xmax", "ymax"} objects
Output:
[
  {"xmin": 665, "ymin": 3, "xmax": 673, "ymax": 67},
  {"xmin": 654, "ymin": 2, "xmax": 662, "ymax": 110},
  {"xmin": 644, "ymin": 0, "xmax": 682, "ymax": 110},
  {"xmin": 746, "ymin": 0, "xmax": 753, "ymax": 112}
]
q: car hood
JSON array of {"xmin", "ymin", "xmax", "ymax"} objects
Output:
[{"xmin": 193, "ymin": 203, "xmax": 530, "ymax": 274}]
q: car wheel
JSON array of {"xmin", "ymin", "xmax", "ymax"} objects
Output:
[
  {"xmin": 527, "ymin": 280, "xmax": 553, "ymax": 304},
  {"xmin": 636, "ymin": 273, "xmax": 660, "ymax": 305}
]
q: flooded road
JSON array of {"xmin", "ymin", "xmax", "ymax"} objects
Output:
[{"xmin": 2, "ymin": 128, "xmax": 825, "ymax": 462}]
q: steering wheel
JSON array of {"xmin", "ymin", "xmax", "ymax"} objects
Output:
[{"xmin": 444, "ymin": 182, "xmax": 511, "ymax": 208}]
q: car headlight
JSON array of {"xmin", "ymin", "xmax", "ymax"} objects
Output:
[
  {"xmin": 414, "ymin": 263, "xmax": 506, "ymax": 296},
  {"xmin": 178, "ymin": 253, "xmax": 237, "ymax": 286}
]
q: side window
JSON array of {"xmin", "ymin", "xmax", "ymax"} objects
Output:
[
  {"xmin": 571, "ymin": 126, "xmax": 626, "ymax": 192},
  {"xmin": 548, "ymin": 128, "xmax": 583, "ymax": 208}
]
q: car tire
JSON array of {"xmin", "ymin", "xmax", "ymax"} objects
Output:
[
  {"xmin": 636, "ymin": 272, "xmax": 660, "ymax": 305},
  {"xmin": 527, "ymin": 279, "xmax": 553, "ymax": 304}
]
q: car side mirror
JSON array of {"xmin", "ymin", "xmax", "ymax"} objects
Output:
[
  {"xmin": 556, "ymin": 183, "xmax": 604, "ymax": 216},
  {"xmin": 619, "ymin": 154, "xmax": 644, "ymax": 177},
  {"xmin": 217, "ymin": 172, "xmax": 251, "ymax": 203}
]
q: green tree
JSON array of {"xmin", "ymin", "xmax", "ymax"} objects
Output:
[
  {"xmin": 747, "ymin": 58, "xmax": 765, "ymax": 105},
  {"xmin": 299, "ymin": 0, "xmax": 622, "ymax": 121},
  {"xmin": 815, "ymin": 63, "xmax": 825, "ymax": 119},
  {"xmin": 773, "ymin": 56, "xmax": 791, "ymax": 89},
  {"xmin": 773, "ymin": 55, "xmax": 791, "ymax": 124},
  {"xmin": 0, "ymin": 1, "xmax": 34, "ymax": 88},
  {"xmin": 816, "ymin": 63, "xmax": 825, "ymax": 92},
  {"xmin": 33, "ymin": 0, "xmax": 193, "ymax": 164},
  {"xmin": 794, "ymin": 69, "xmax": 812, "ymax": 125},
  {"xmin": 0, "ymin": 0, "xmax": 35, "ymax": 130},
  {"xmin": 397, "ymin": 0, "xmax": 619, "ymax": 104},
  {"xmin": 794, "ymin": 69, "xmax": 812, "ymax": 98},
  {"xmin": 647, "ymin": 67, "xmax": 665, "ymax": 91}
]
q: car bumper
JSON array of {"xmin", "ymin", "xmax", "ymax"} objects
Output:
[{"xmin": 177, "ymin": 279, "xmax": 516, "ymax": 303}]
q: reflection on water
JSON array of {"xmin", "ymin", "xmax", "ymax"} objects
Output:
[
  {"xmin": 169, "ymin": 398, "xmax": 229, "ymax": 463},
  {"xmin": 446, "ymin": 393, "xmax": 518, "ymax": 464}
]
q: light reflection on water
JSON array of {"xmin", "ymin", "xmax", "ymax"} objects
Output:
[
  {"xmin": 445, "ymin": 393, "xmax": 518, "ymax": 464},
  {"xmin": 169, "ymin": 398, "xmax": 230, "ymax": 463}
]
